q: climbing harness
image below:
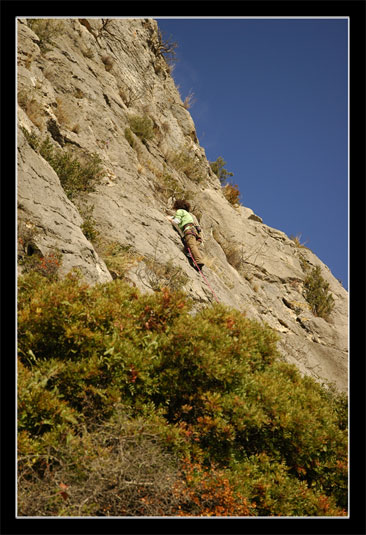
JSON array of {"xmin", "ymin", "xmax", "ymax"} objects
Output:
[
  {"xmin": 183, "ymin": 223, "xmax": 202, "ymax": 242},
  {"xmin": 187, "ymin": 246, "xmax": 220, "ymax": 304}
]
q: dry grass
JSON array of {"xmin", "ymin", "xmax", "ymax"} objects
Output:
[
  {"xmin": 223, "ymin": 245, "xmax": 243, "ymax": 270},
  {"xmin": 222, "ymin": 183, "xmax": 241, "ymax": 206},
  {"xmin": 101, "ymin": 54, "xmax": 115, "ymax": 72},
  {"xmin": 212, "ymin": 229, "xmax": 243, "ymax": 271},
  {"xmin": 18, "ymin": 90, "xmax": 45, "ymax": 129},
  {"xmin": 161, "ymin": 121, "xmax": 170, "ymax": 134},
  {"xmin": 52, "ymin": 97, "xmax": 81, "ymax": 134},
  {"xmin": 54, "ymin": 97, "xmax": 72, "ymax": 128},
  {"xmin": 141, "ymin": 256, "xmax": 189, "ymax": 292},
  {"xmin": 27, "ymin": 19, "xmax": 64, "ymax": 52},
  {"xmin": 74, "ymin": 88, "xmax": 85, "ymax": 99},
  {"xmin": 81, "ymin": 46, "xmax": 95, "ymax": 59},
  {"xmin": 95, "ymin": 239, "xmax": 143, "ymax": 280},
  {"xmin": 182, "ymin": 90, "xmax": 195, "ymax": 110},
  {"xmin": 18, "ymin": 412, "xmax": 183, "ymax": 517},
  {"xmin": 143, "ymin": 160, "xmax": 194, "ymax": 203},
  {"xmin": 290, "ymin": 234, "xmax": 309, "ymax": 249},
  {"xmin": 169, "ymin": 146, "xmax": 205, "ymax": 184}
]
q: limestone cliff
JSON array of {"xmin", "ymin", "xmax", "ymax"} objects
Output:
[{"xmin": 17, "ymin": 18, "xmax": 348, "ymax": 391}]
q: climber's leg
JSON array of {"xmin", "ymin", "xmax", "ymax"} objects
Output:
[{"xmin": 185, "ymin": 234, "xmax": 204, "ymax": 266}]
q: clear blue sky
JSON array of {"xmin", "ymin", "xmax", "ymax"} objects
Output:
[{"xmin": 157, "ymin": 17, "xmax": 349, "ymax": 290}]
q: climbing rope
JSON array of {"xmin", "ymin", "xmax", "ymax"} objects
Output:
[{"xmin": 187, "ymin": 247, "xmax": 220, "ymax": 304}]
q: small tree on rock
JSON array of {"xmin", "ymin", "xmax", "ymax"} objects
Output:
[
  {"xmin": 210, "ymin": 156, "xmax": 234, "ymax": 186},
  {"xmin": 303, "ymin": 266, "xmax": 335, "ymax": 320}
]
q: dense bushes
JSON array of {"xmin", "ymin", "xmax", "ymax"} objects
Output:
[{"xmin": 17, "ymin": 271, "xmax": 347, "ymax": 516}]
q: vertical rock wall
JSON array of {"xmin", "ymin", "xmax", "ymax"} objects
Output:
[{"xmin": 17, "ymin": 18, "xmax": 348, "ymax": 391}]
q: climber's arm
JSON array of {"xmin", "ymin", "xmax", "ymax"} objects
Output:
[
  {"xmin": 166, "ymin": 215, "xmax": 180, "ymax": 225},
  {"xmin": 166, "ymin": 209, "xmax": 182, "ymax": 226}
]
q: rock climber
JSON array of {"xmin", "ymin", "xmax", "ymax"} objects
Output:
[{"xmin": 166, "ymin": 199, "xmax": 205, "ymax": 271}]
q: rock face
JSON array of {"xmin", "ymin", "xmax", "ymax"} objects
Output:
[{"xmin": 17, "ymin": 18, "xmax": 348, "ymax": 391}]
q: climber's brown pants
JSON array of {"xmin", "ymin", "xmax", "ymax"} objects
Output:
[{"xmin": 185, "ymin": 234, "xmax": 204, "ymax": 265}]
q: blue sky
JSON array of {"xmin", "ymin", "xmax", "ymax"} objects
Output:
[{"xmin": 157, "ymin": 18, "xmax": 349, "ymax": 290}]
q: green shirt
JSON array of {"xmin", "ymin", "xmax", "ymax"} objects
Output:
[{"xmin": 172, "ymin": 209, "xmax": 194, "ymax": 230}]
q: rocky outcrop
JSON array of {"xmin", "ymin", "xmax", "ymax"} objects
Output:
[{"xmin": 17, "ymin": 18, "xmax": 348, "ymax": 391}]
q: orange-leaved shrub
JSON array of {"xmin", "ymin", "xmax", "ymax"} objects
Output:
[
  {"xmin": 172, "ymin": 460, "xmax": 254, "ymax": 516},
  {"xmin": 17, "ymin": 271, "xmax": 347, "ymax": 516},
  {"xmin": 222, "ymin": 182, "xmax": 241, "ymax": 205}
]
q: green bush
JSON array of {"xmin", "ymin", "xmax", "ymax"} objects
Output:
[
  {"xmin": 210, "ymin": 156, "xmax": 233, "ymax": 186},
  {"xmin": 303, "ymin": 265, "xmax": 335, "ymax": 320},
  {"xmin": 20, "ymin": 126, "xmax": 40, "ymax": 151},
  {"xmin": 210, "ymin": 156, "xmax": 241, "ymax": 205},
  {"xmin": 18, "ymin": 359, "xmax": 79, "ymax": 437},
  {"xmin": 170, "ymin": 146, "xmax": 205, "ymax": 183},
  {"xmin": 128, "ymin": 115, "xmax": 154, "ymax": 143},
  {"xmin": 228, "ymin": 452, "xmax": 344, "ymax": 516},
  {"xmin": 40, "ymin": 138, "xmax": 102, "ymax": 199},
  {"xmin": 78, "ymin": 204, "xmax": 99, "ymax": 242},
  {"xmin": 17, "ymin": 273, "xmax": 347, "ymax": 516},
  {"xmin": 22, "ymin": 132, "xmax": 103, "ymax": 200}
]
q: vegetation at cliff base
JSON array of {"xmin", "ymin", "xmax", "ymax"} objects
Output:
[{"xmin": 17, "ymin": 271, "xmax": 347, "ymax": 516}]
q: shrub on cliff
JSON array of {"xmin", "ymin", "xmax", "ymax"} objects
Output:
[
  {"xmin": 170, "ymin": 147, "xmax": 205, "ymax": 184},
  {"xmin": 303, "ymin": 265, "xmax": 335, "ymax": 320},
  {"xmin": 17, "ymin": 272, "xmax": 347, "ymax": 516},
  {"xmin": 210, "ymin": 156, "xmax": 241, "ymax": 205},
  {"xmin": 27, "ymin": 19, "xmax": 64, "ymax": 52},
  {"xmin": 210, "ymin": 156, "xmax": 234, "ymax": 186},
  {"xmin": 22, "ymin": 132, "xmax": 103, "ymax": 199},
  {"xmin": 222, "ymin": 182, "xmax": 241, "ymax": 206},
  {"xmin": 128, "ymin": 115, "xmax": 154, "ymax": 143},
  {"xmin": 39, "ymin": 138, "xmax": 102, "ymax": 199}
]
